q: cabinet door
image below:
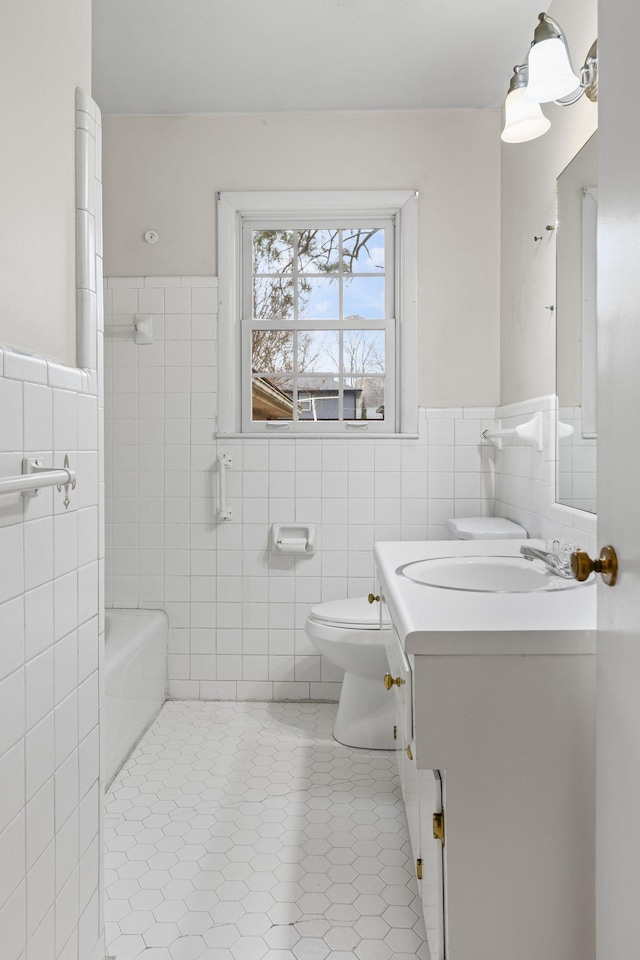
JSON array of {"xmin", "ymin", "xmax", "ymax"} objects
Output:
[
  {"xmin": 384, "ymin": 626, "xmax": 413, "ymax": 745},
  {"xmin": 384, "ymin": 628, "xmax": 419, "ymax": 853},
  {"xmin": 418, "ymin": 769, "xmax": 446, "ymax": 960}
]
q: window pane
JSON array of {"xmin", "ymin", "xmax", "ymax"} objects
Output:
[
  {"xmin": 342, "ymin": 228, "xmax": 385, "ymax": 273},
  {"xmin": 297, "ymin": 375, "xmax": 341, "ymax": 421},
  {"xmin": 298, "ymin": 331, "xmax": 339, "ymax": 374},
  {"xmin": 298, "ymin": 229, "xmax": 340, "ymax": 274},
  {"xmin": 344, "ymin": 376, "xmax": 386, "ymax": 421},
  {"xmin": 252, "ymin": 230, "xmax": 294, "ymax": 274},
  {"xmin": 252, "ymin": 374, "xmax": 294, "ymax": 421},
  {"xmin": 253, "ymin": 277, "xmax": 294, "ymax": 320},
  {"xmin": 298, "ymin": 278, "xmax": 339, "ymax": 320},
  {"xmin": 343, "ymin": 277, "xmax": 385, "ymax": 319},
  {"xmin": 343, "ymin": 330, "xmax": 385, "ymax": 374},
  {"xmin": 252, "ymin": 330, "xmax": 294, "ymax": 373}
]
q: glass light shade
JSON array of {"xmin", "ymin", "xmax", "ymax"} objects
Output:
[
  {"xmin": 525, "ymin": 37, "xmax": 581, "ymax": 103},
  {"xmin": 501, "ymin": 88, "xmax": 551, "ymax": 143}
]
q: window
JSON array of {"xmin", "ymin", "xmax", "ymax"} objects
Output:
[{"xmin": 218, "ymin": 192, "xmax": 417, "ymax": 436}]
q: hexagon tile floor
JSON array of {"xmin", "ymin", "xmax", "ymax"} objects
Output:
[{"xmin": 105, "ymin": 700, "xmax": 429, "ymax": 960}]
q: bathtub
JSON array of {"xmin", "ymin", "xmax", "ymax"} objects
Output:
[{"xmin": 105, "ymin": 608, "xmax": 168, "ymax": 786}]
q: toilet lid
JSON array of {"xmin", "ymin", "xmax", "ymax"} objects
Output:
[{"xmin": 309, "ymin": 596, "xmax": 391, "ymax": 628}]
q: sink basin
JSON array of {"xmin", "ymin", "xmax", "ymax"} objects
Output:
[{"xmin": 396, "ymin": 555, "xmax": 593, "ymax": 593}]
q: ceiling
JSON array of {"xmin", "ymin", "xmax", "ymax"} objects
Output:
[{"xmin": 92, "ymin": 0, "xmax": 544, "ymax": 115}]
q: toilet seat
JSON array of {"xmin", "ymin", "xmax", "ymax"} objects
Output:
[{"xmin": 309, "ymin": 596, "xmax": 391, "ymax": 630}]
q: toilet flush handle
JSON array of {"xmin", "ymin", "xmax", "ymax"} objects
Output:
[{"xmin": 368, "ymin": 593, "xmax": 380, "ymax": 604}]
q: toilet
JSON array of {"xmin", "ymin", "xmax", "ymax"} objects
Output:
[
  {"xmin": 305, "ymin": 516, "xmax": 528, "ymax": 751},
  {"xmin": 305, "ymin": 596, "xmax": 396, "ymax": 750}
]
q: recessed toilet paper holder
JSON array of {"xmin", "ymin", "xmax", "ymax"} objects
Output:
[{"xmin": 271, "ymin": 523, "xmax": 316, "ymax": 555}]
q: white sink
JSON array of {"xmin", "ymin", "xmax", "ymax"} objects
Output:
[{"xmin": 396, "ymin": 555, "xmax": 593, "ymax": 593}]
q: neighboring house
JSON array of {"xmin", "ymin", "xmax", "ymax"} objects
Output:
[
  {"xmin": 290, "ymin": 376, "xmax": 362, "ymax": 421},
  {"xmin": 252, "ymin": 374, "xmax": 381, "ymax": 422}
]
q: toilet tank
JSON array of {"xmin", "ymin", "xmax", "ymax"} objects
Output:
[{"xmin": 446, "ymin": 517, "xmax": 528, "ymax": 540}]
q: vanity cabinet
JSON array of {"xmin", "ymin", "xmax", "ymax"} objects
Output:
[{"xmin": 377, "ymin": 546, "xmax": 597, "ymax": 960}]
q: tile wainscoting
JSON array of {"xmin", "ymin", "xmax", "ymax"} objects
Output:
[
  {"xmin": 0, "ymin": 352, "xmax": 103, "ymax": 960},
  {"xmin": 0, "ymin": 91, "xmax": 105, "ymax": 960},
  {"xmin": 104, "ymin": 276, "xmax": 497, "ymax": 700}
]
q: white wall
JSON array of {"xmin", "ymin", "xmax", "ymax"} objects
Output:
[
  {"xmin": 0, "ymin": 1, "xmax": 91, "ymax": 367},
  {"xmin": 500, "ymin": 0, "xmax": 598, "ymax": 407},
  {"xmin": 101, "ymin": 109, "xmax": 501, "ymax": 408}
]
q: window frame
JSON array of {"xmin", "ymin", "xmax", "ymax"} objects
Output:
[{"xmin": 217, "ymin": 190, "xmax": 418, "ymax": 437}]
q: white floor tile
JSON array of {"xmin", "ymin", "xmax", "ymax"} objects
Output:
[{"xmin": 106, "ymin": 702, "xmax": 427, "ymax": 960}]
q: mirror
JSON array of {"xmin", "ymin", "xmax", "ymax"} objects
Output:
[{"xmin": 556, "ymin": 132, "xmax": 597, "ymax": 514}]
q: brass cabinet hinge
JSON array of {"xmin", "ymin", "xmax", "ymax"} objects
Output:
[
  {"xmin": 393, "ymin": 725, "xmax": 397, "ymax": 741},
  {"xmin": 406, "ymin": 744, "xmax": 413, "ymax": 761},
  {"xmin": 416, "ymin": 858, "xmax": 423, "ymax": 880},
  {"xmin": 433, "ymin": 810, "xmax": 445, "ymax": 846}
]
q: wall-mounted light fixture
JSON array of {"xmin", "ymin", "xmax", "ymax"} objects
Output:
[
  {"xmin": 502, "ymin": 64, "xmax": 551, "ymax": 143},
  {"xmin": 501, "ymin": 12, "xmax": 597, "ymax": 144}
]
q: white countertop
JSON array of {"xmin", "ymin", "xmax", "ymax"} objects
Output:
[{"xmin": 374, "ymin": 539, "xmax": 597, "ymax": 656}]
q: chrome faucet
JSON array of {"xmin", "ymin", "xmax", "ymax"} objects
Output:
[{"xmin": 519, "ymin": 544, "xmax": 574, "ymax": 578}]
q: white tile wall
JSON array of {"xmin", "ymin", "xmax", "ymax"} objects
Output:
[
  {"xmin": 104, "ymin": 276, "xmax": 497, "ymax": 701},
  {"xmin": 0, "ymin": 351, "xmax": 103, "ymax": 960},
  {"xmin": 0, "ymin": 91, "xmax": 105, "ymax": 960},
  {"xmin": 493, "ymin": 395, "xmax": 597, "ymax": 555}
]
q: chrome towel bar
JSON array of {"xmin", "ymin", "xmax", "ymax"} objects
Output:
[{"xmin": 0, "ymin": 457, "xmax": 76, "ymax": 506}]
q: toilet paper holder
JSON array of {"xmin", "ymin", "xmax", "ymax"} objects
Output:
[{"xmin": 271, "ymin": 523, "xmax": 316, "ymax": 555}]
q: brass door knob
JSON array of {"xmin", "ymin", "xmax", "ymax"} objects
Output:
[
  {"xmin": 368, "ymin": 593, "xmax": 380, "ymax": 604},
  {"xmin": 570, "ymin": 545, "xmax": 618, "ymax": 586},
  {"xmin": 384, "ymin": 673, "xmax": 405, "ymax": 690}
]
